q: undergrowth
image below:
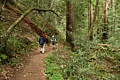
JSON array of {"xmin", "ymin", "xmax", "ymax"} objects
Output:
[
  {"xmin": 0, "ymin": 37, "xmax": 34, "ymax": 66},
  {"xmin": 45, "ymin": 45, "xmax": 120, "ymax": 80},
  {"xmin": 0, "ymin": 24, "xmax": 36, "ymax": 66}
]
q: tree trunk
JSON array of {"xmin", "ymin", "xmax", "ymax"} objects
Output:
[
  {"xmin": 88, "ymin": 0, "xmax": 93, "ymax": 40},
  {"xmin": 88, "ymin": 0, "xmax": 99, "ymax": 41},
  {"xmin": 110, "ymin": 0, "xmax": 115, "ymax": 35},
  {"xmin": 102, "ymin": 1, "xmax": 108, "ymax": 40},
  {"xmin": 66, "ymin": 1, "xmax": 75, "ymax": 49}
]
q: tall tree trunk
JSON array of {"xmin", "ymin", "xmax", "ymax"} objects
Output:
[
  {"xmin": 88, "ymin": 0, "xmax": 99, "ymax": 41},
  {"xmin": 50, "ymin": 0, "xmax": 56, "ymax": 25},
  {"xmin": 110, "ymin": 0, "xmax": 115, "ymax": 35},
  {"xmin": 66, "ymin": 1, "xmax": 75, "ymax": 49},
  {"xmin": 88, "ymin": 0, "xmax": 93, "ymax": 40},
  {"xmin": 102, "ymin": 1, "xmax": 108, "ymax": 40},
  {"xmin": 96, "ymin": 4, "xmax": 102, "ymax": 39}
]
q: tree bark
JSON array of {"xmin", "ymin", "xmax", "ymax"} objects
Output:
[
  {"xmin": 88, "ymin": 0, "xmax": 99, "ymax": 41},
  {"xmin": 88, "ymin": 0, "xmax": 93, "ymax": 40},
  {"xmin": 110, "ymin": 0, "xmax": 115, "ymax": 35},
  {"xmin": 66, "ymin": 1, "xmax": 75, "ymax": 50},
  {"xmin": 102, "ymin": 1, "xmax": 109, "ymax": 40}
]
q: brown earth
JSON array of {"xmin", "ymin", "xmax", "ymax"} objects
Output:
[{"xmin": 10, "ymin": 44, "xmax": 54, "ymax": 80}]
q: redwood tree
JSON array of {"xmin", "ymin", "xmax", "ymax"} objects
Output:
[
  {"xmin": 66, "ymin": 0, "xmax": 75, "ymax": 49},
  {"xmin": 102, "ymin": 1, "xmax": 108, "ymax": 40}
]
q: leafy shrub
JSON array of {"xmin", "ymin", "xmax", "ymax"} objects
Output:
[
  {"xmin": 45, "ymin": 53, "xmax": 64, "ymax": 80},
  {"xmin": 0, "ymin": 28, "xmax": 35, "ymax": 65},
  {"xmin": 45, "ymin": 46, "xmax": 119, "ymax": 80}
]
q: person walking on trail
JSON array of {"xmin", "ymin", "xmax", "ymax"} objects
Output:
[
  {"xmin": 51, "ymin": 35, "xmax": 56, "ymax": 49},
  {"xmin": 39, "ymin": 33, "xmax": 45, "ymax": 53}
]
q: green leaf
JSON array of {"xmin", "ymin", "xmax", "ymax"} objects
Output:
[{"xmin": 1, "ymin": 54, "xmax": 8, "ymax": 60}]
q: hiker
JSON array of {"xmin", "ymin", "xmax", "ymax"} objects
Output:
[
  {"xmin": 39, "ymin": 33, "xmax": 45, "ymax": 53},
  {"xmin": 51, "ymin": 35, "xmax": 56, "ymax": 49}
]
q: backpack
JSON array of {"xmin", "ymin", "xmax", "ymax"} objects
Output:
[
  {"xmin": 39, "ymin": 36, "xmax": 44, "ymax": 45},
  {"xmin": 51, "ymin": 37, "xmax": 56, "ymax": 43}
]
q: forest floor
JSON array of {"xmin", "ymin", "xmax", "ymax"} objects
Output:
[{"xmin": 10, "ymin": 44, "xmax": 55, "ymax": 80}]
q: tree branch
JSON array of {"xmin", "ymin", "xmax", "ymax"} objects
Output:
[{"xmin": 37, "ymin": 9, "xmax": 59, "ymax": 17}]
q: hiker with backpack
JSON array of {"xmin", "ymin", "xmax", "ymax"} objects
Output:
[
  {"xmin": 39, "ymin": 33, "xmax": 45, "ymax": 53},
  {"xmin": 51, "ymin": 35, "xmax": 56, "ymax": 49}
]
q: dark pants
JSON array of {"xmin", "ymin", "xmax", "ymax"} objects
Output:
[{"xmin": 52, "ymin": 42, "xmax": 56, "ymax": 45}]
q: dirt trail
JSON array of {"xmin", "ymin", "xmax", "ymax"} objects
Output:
[{"xmin": 11, "ymin": 45, "xmax": 53, "ymax": 80}]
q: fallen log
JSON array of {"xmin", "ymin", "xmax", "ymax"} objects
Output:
[{"xmin": 98, "ymin": 43, "xmax": 110, "ymax": 47}]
